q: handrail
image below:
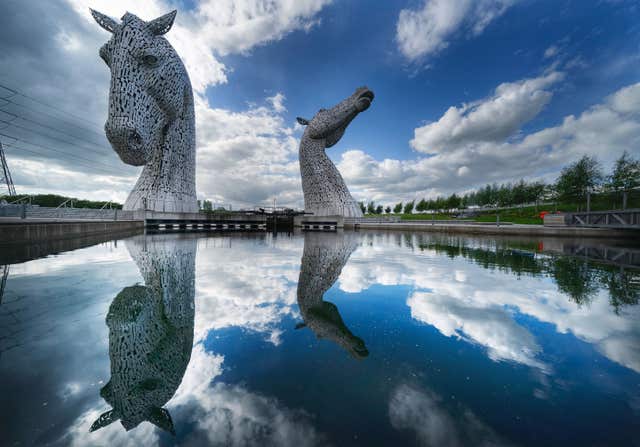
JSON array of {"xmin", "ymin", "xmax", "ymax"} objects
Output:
[
  {"xmin": 7, "ymin": 195, "xmax": 30, "ymax": 205},
  {"xmin": 55, "ymin": 198, "xmax": 73, "ymax": 209}
]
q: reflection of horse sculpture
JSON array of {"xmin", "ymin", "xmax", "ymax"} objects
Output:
[
  {"xmin": 296, "ymin": 231, "xmax": 368, "ymax": 359},
  {"xmin": 296, "ymin": 87, "xmax": 374, "ymax": 217},
  {"xmin": 91, "ymin": 9, "xmax": 197, "ymax": 212},
  {"xmin": 90, "ymin": 235, "xmax": 196, "ymax": 434}
]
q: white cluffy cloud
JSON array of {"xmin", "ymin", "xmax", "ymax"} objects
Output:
[
  {"xmin": 338, "ymin": 79, "xmax": 640, "ymax": 204},
  {"xmin": 410, "ymin": 71, "xmax": 564, "ymax": 154},
  {"xmin": 194, "ymin": 95, "xmax": 303, "ymax": 208},
  {"xmin": 67, "ymin": 0, "xmax": 332, "ymax": 94},
  {"xmin": 396, "ymin": 0, "xmax": 520, "ymax": 63}
]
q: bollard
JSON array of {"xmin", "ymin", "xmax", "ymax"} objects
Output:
[{"xmin": 497, "ymin": 215, "xmax": 500, "ymax": 227}]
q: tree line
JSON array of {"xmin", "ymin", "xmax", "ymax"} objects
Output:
[
  {"xmin": 0, "ymin": 193, "xmax": 123, "ymax": 209},
  {"xmin": 359, "ymin": 152, "xmax": 640, "ymax": 214}
]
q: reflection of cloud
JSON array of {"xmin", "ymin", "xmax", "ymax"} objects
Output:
[
  {"xmin": 64, "ymin": 316, "xmax": 327, "ymax": 446},
  {"xmin": 342, "ymin": 233, "xmax": 640, "ymax": 374},
  {"xmin": 172, "ymin": 345, "xmax": 328, "ymax": 447},
  {"xmin": 389, "ymin": 383, "xmax": 511, "ymax": 447},
  {"xmin": 408, "ymin": 292, "xmax": 548, "ymax": 372},
  {"xmin": 193, "ymin": 236, "xmax": 304, "ymax": 345}
]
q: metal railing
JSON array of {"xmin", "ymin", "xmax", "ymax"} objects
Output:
[
  {"xmin": 569, "ymin": 209, "xmax": 640, "ymax": 229},
  {"xmin": 0, "ymin": 204, "xmax": 134, "ymax": 220}
]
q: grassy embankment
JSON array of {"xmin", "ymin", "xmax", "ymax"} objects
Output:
[{"xmin": 366, "ymin": 191, "xmax": 640, "ymax": 225}]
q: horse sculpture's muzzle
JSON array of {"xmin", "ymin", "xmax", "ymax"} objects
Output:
[{"xmin": 105, "ymin": 117, "xmax": 148, "ymax": 166}]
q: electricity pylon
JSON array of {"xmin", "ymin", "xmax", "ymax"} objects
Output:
[{"xmin": 0, "ymin": 139, "xmax": 16, "ymax": 196}]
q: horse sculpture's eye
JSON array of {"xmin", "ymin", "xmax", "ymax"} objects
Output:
[{"xmin": 141, "ymin": 54, "xmax": 159, "ymax": 67}]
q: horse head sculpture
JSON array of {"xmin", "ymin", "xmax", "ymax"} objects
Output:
[
  {"xmin": 92, "ymin": 10, "xmax": 197, "ymax": 213},
  {"xmin": 297, "ymin": 87, "xmax": 374, "ymax": 217}
]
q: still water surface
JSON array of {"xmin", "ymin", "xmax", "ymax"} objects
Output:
[{"xmin": 0, "ymin": 231, "xmax": 638, "ymax": 446}]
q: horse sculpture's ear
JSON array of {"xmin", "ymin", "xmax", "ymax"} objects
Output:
[
  {"xmin": 296, "ymin": 117, "xmax": 309, "ymax": 126},
  {"xmin": 90, "ymin": 9, "xmax": 118, "ymax": 33},
  {"xmin": 148, "ymin": 10, "xmax": 177, "ymax": 36},
  {"xmin": 149, "ymin": 407, "xmax": 176, "ymax": 435},
  {"xmin": 89, "ymin": 409, "xmax": 119, "ymax": 432}
]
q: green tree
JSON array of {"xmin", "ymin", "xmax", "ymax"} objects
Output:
[
  {"xmin": 555, "ymin": 155, "xmax": 603, "ymax": 207},
  {"xmin": 446, "ymin": 193, "xmax": 461, "ymax": 210},
  {"xmin": 552, "ymin": 257, "xmax": 597, "ymax": 306},
  {"xmin": 602, "ymin": 267, "xmax": 640, "ymax": 313},
  {"xmin": 375, "ymin": 204, "xmax": 384, "ymax": 214},
  {"xmin": 608, "ymin": 151, "xmax": 640, "ymax": 209},
  {"xmin": 403, "ymin": 200, "xmax": 415, "ymax": 214},
  {"xmin": 528, "ymin": 181, "xmax": 547, "ymax": 210},
  {"xmin": 415, "ymin": 198, "xmax": 428, "ymax": 212},
  {"xmin": 385, "ymin": 205, "xmax": 391, "ymax": 214},
  {"xmin": 202, "ymin": 200, "xmax": 213, "ymax": 211},
  {"xmin": 393, "ymin": 202, "xmax": 403, "ymax": 214},
  {"xmin": 358, "ymin": 201, "xmax": 366, "ymax": 214},
  {"xmin": 366, "ymin": 201, "xmax": 376, "ymax": 214}
]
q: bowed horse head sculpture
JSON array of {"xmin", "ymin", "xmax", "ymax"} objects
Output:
[
  {"xmin": 297, "ymin": 87, "xmax": 374, "ymax": 218},
  {"xmin": 91, "ymin": 9, "xmax": 198, "ymax": 213}
]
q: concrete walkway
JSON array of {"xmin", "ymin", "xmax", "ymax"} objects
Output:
[
  {"xmin": 0, "ymin": 218, "xmax": 143, "ymax": 244},
  {"xmin": 348, "ymin": 221, "xmax": 639, "ymax": 238}
]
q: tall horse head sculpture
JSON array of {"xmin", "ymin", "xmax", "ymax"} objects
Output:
[
  {"xmin": 297, "ymin": 87, "xmax": 374, "ymax": 218},
  {"xmin": 91, "ymin": 10, "xmax": 198, "ymax": 213}
]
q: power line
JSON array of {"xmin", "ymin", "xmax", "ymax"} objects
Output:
[
  {"xmin": 0, "ymin": 133, "xmax": 127, "ymax": 173},
  {"xmin": 0, "ymin": 118, "xmax": 113, "ymax": 159},
  {"xmin": 0, "ymin": 82, "xmax": 104, "ymax": 129},
  {"xmin": 0, "ymin": 96, "xmax": 105, "ymax": 138},
  {"xmin": 0, "ymin": 109, "xmax": 107, "ymax": 149},
  {"xmin": 3, "ymin": 143, "xmax": 129, "ymax": 176}
]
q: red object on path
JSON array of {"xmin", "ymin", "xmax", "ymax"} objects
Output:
[{"xmin": 539, "ymin": 211, "xmax": 549, "ymax": 219}]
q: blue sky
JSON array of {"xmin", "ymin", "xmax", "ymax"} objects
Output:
[
  {"xmin": 0, "ymin": 0, "xmax": 639, "ymax": 207},
  {"xmin": 211, "ymin": 0, "xmax": 639, "ymax": 161}
]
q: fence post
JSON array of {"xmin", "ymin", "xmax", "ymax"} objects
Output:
[
  {"xmin": 21, "ymin": 203, "xmax": 26, "ymax": 219},
  {"xmin": 623, "ymin": 191, "xmax": 628, "ymax": 210},
  {"xmin": 497, "ymin": 214, "xmax": 500, "ymax": 227}
]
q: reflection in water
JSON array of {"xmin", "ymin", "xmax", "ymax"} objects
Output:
[
  {"xmin": 417, "ymin": 235, "xmax": 640, "ymax": 311},
  {"xmin": 90, "ymin": 235, "xmax": 196, "ymax": 434},
  {"xmin": 296, "ymin": 231, "xmax": 369, "ymax": 359},
  {"xmin": 1, "ymin": 231, "xmax": 638, "ymax": 446},
  {"xmin": 0, "ymin": 265, "xmax": 8, "ymax": 305},
  {"xmin": 389, "ymin": 383, "xmax": 511, "ymax": 447}
]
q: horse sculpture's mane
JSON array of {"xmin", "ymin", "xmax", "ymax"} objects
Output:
[{"xmin": 92, "ymin": 10, "xmax": 198, "ymax": 213}]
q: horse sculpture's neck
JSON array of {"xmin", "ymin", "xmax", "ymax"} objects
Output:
[
  {"xmin": 299, "ymin": 136, "xmax": 362, "ymax": 218},
  {"xmin": 126, "ymin": 90, "xmax": 197, "ymax": 213}
]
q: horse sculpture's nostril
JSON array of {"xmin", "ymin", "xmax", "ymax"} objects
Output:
[{"xmin": 130, "ymin": 130, "xmax": 143, "ymax": 146}]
